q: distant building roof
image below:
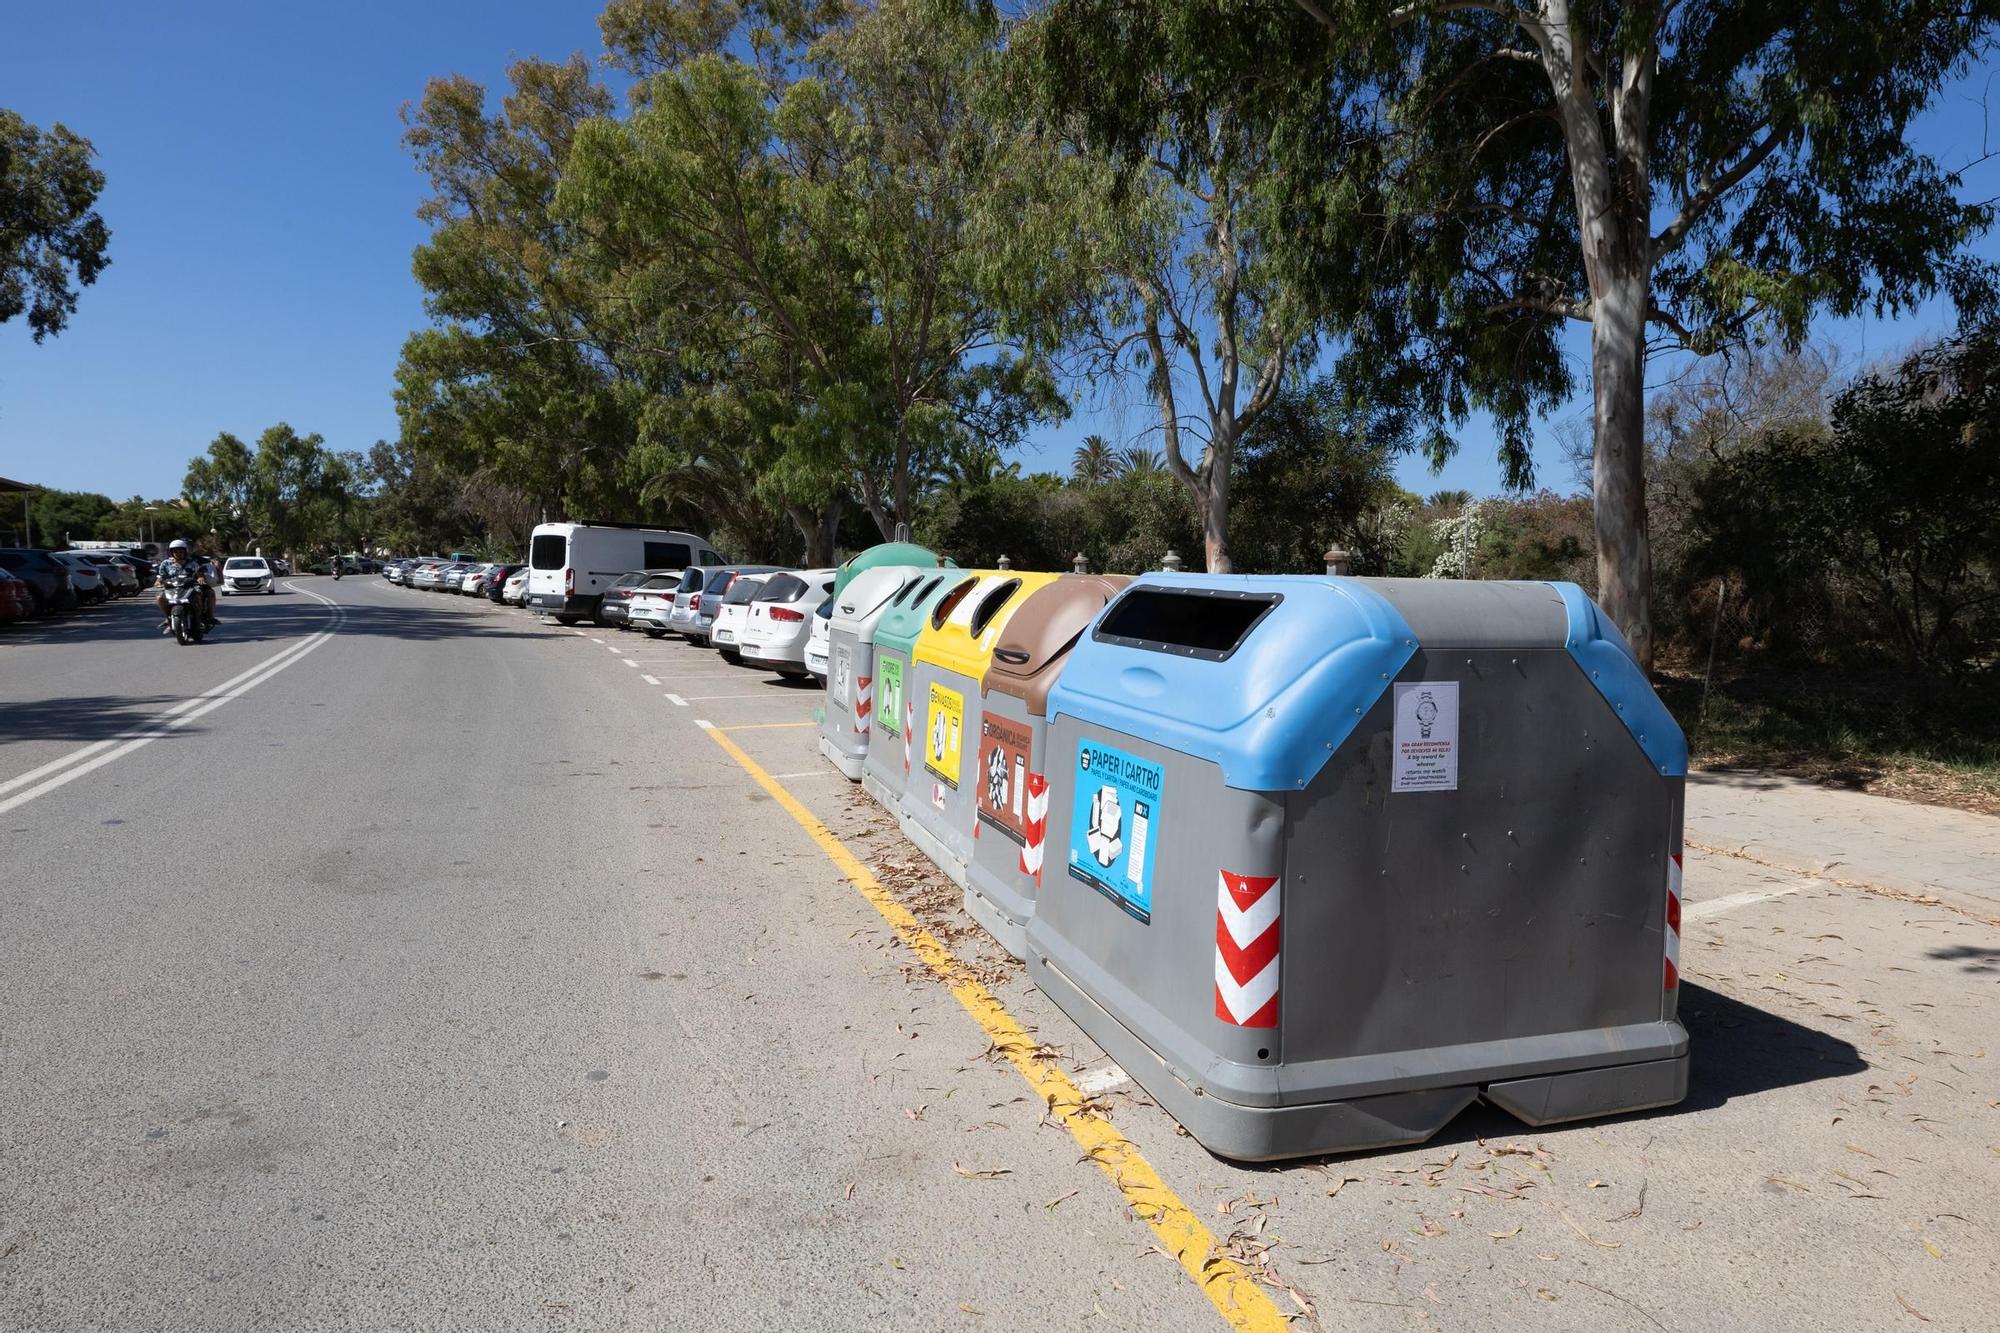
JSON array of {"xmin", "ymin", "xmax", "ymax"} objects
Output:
[{"xmin": 0, "ymin": 477, "xmax": 39, "ymax": 493}]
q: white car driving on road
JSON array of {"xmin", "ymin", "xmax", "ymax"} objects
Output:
[{"xmin": 220, "ymin": 556, "xmax": 277, "ymax": 594}]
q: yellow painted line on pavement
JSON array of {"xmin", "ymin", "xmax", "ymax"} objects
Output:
[{"xmin": 696, "ymin": 721, "xmax": 1290, "ymax": 1333}]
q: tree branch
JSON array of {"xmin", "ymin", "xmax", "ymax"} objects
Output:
[{"xmin": 1650, "ymin": 122, "xmax": 1784, "ymax": 260}]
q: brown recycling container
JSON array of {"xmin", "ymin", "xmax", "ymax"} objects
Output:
[{"xmin": 964, "ymin": 574, "xmax": 1132, "ymax": 959}]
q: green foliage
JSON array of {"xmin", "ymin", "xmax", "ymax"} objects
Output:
[
  {"xmin": 1, "ymin": 108, "xmax": 111, "ymax": 342},
  {"xmin": 25, "ymin": 489, "xmax": 117, "ymax": 546},
  {"xmin": 178, "ymin": 425, "xmax": 371, "ymax": 556},
  {"xmin": 1070, "ymin": 434, "xmax": 1115, "ymax": 486},
  {"xmin": 1689, "ymin": 329, "xmax": 2000, "ymax": 676}
]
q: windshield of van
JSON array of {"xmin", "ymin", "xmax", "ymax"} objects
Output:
[{"xmin": 530, "ymin": 534, "xmax": 566, "ymax": 570}]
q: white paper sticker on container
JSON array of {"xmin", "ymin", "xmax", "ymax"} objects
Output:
[{"xmin": 1391, "ymin": 681, "xmax": 1459, "ymax": 793}]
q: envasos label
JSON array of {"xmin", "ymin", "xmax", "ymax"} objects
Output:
[{"xmin": 924, "ymin": 682, "xmax": 964, "ymax": 788}]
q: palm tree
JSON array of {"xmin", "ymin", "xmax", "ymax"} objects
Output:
[
  {"xmin": 1071, "ymin": 434, "xmax": 1115, "ymax": 486},
  {"xmin": 1117, "ymin": 445, "xmax": 1164, "ymax": 479}
]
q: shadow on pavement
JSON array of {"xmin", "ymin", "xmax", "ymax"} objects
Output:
[
  {"xmin": 0, "ymin": 693, "xmax": 213, "ymax": 745},
  {"xmin": 1926, "ymin": 944, "xmax": 2000, "ymax": 974}
]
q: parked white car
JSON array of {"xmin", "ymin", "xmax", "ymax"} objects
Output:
[
  {"xmin": 220, "ymin": 556, "xmax": 277, "ymax": 594},
  {"xmin": 502, "ymin": 566, "xmax": 531, "ymax": 605},
  {"xmin": 735, "ymin": 569, "xmax": 837, "ymax": 677},
  {"xmin": 708, "ymin": 575, "xmax": 770, "ymax": 661},
  {"xmin": 51, "ymin": 552, "xmax": 107, "ymax": 603},
  {"xmin": 78, "ymin": 553, "xmax": 141, "ymax": 596},
  {"xmin": 804, "ymin": 596, "xmax": 832, "ymax": 684},
  {"xmin": 622, "ymin": 573, "xmax": 675, "ymax": 637}
]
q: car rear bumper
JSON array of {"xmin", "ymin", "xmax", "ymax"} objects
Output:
[{"xmin": 527, "ymin": 593, "xmax": 599, "ymax": 616}]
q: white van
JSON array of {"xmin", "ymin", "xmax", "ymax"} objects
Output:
[{"xmin": 524, "ymin": 522, "xmax": 725, "ymax": 625}]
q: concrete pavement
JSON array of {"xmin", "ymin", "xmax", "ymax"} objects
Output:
[{"xmin": 3, "ymin": 577, "xmax": 1996, "ymax": 1331}]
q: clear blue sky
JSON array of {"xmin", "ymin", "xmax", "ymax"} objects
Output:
[{"xmin": 3, "ymin": 1, "xmax": 1996, "ymax": 504}]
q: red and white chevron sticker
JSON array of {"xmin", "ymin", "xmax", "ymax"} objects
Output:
[
  {"xmin": 854, "ymin": 675, "xmax": 872, "ymax": 736},
  {"xmin": 1664, "ymin": 852, "xmax": 1682, "ymax": 990},
  {"xmin": 1214, "ymin": 871, "xmax": 1280, "ymax": 1028},
  {"xmin": 1017, "ymin": 771, "xmax": 1050, "ymax": 883},
  {"xmin": 902, "ymin": 694, "xmax": 913, "ymax": 774}
]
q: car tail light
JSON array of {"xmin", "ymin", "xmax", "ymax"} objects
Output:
[
  {"xmin": 691, "ymin": 594, "xmax": 702, "ymax": 613},
  {"xmin": 564, "ymin": 568, "xmax": 575, "ymax": 594},
  {"xmin": 770, "ymin": 606, "xmax": 805, "ymax": 623}
]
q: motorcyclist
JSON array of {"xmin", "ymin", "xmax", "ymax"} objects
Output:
[{"xmin": 153, "ymin": 539, "xmax": 218, "ymax": 631}]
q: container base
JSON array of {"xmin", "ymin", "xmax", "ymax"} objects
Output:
[
  {"xmin": 1031, "ymin": 949, "xmax": 1691, "ymax": 1162},
  {"xmin": 963, "ymin": 877, "xmax": 1029, "ymax": 961},
  {"xmin": 818, "ymin": 734, "xmax": 865, "ymax": 781},
  {"xmin": 861, "ymin": 768, "xmax": 904, "ymax": 814},
  {"xmin": 899, "ymin": 803, "xmax": 968, "ymax": 889}
]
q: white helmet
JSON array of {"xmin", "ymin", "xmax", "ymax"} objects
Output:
[{"xmin": 168, "ymin": 539, "xmax": 189, "ymax": 552}]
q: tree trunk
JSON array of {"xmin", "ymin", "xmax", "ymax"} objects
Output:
[
  {"xmin": 1200, "ymin": 456, "xmax": 1233, "ymax": 574},
  {"xmin": 818, "ymin": 499, "xmax": 841, "ymax": 567},
  {"xmin": 1590, "ymin": 265, "xmax": 1654, "ymax": 668},
  {"xmin": 784, "ymin": 502, "xmax": 821, "ymax": 564},
  {"xmin": 857, "ymin": 474, "xmax": 895, "ymax": 541}
]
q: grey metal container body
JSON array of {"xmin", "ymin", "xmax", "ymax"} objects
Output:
[
  {"xmin": 895, "ymin": 658, "xmax": 984, "ymax": 888},
  {"xmin": 1026, "ymin": 579, "xmax": 1687, "ymax": 1161},
  {"xmin": 859, "ymin": 642, "xmax": 918, "ymax": 813},
  {"xmin": 962, "ymin": 688, "xmax": 1043, "ymax": 959},
  {"xmin": 820, "ymin": 622, "xmax": 875, "ymax": 780}
]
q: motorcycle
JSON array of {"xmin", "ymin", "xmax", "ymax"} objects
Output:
[
  {"xmin": 163, "ymin": 575, "xmax": 207, "ymax": 646},
  {"xmin": 332, "ymin": 561, "xmax": 343, "ymax": 581}
]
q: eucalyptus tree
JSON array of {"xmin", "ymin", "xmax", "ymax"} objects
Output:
[
  {"xmin": 1, "ymin": 109, "xmax": 110, "ymax": 342},
  {"xmin": 1277, "ymin": 0, "xmax": 2000, "ymax": 662},
  {"xmin": 564, "ymin": 0, "xmax": 1057, "ymax": 543},
  {"xmin": 397, "ymin": 56, "xmax": 653, "ymax": 520},
  {"xmin": 1008, "ymin": 6, "xmax": 1320, "ymax": 572}
]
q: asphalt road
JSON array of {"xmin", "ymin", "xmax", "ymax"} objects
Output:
[{"xmin": 2, "ymin": 578, "xmax": 1995, "ymax": 1331}]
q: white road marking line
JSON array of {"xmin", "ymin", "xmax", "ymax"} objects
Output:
[
  {"xmin": 0, "ymin": 613, "xmax": 335, "ymax": 797},
  {"xmin": 766, "ymin": 769, "xmax": 838, "ymax": 780},
  {"xmin": 1073, "ymin": 1064, "xmax": 1132, "ymax": 1097},
  {"xmin": 665, "ymin": 693, "xmax": 688, "ymax": 706},
  {"xmin": 641, "ymin": 675, "xmax": 660, "ymax": 685},
  {"xmin": 590, "ymin": 636, "xmax": 605, "ymax": 643},
  {"xmin": 622, "ymin": 658, "xmax": 638, "ymax": 668},
  {"xmin": 1684, "ymin": 887, "xmax": 1802, "ymax": 920},
  {"xmin": 677, "ymin": 692, "xmax": 804, "ymax": 701},
  {"xmin": 608, "ymin": 646, "xmax": 622, "ymax": 654},
  {"xmin": 0, "ymin": 607, "xmax": 340, "ymax": 816}
]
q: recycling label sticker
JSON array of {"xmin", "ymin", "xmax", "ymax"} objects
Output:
[
  {"xmin": 832, "ymin": 644, "xmax": 852, "ymax": 707},
  {"xmin": 924, "ymin": 682, "xmax": 964, "ymax": 788},
  {"xmin": 877, "ymin": 656, "xmax": 903, "ymax": 737},
  {"xmin": 975, "ymin": 711, "xmax": 1034, "ymax": 843},
  {"xmin": 1066, "ymin": 738, "xmax": 1162, "ymax": 923}
]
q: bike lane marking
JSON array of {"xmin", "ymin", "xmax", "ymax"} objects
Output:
[{"xmin": 0, "ymin": 584, "xmax": 343, "ymax": 816}]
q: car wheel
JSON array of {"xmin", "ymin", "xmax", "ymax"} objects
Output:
[
  {"xmin": 555, "ymin": 615, "xmax": 578, "ymax": 626},
  {"xmin": 645, "ymin": 627, "xmax": 666, "ymax": 639}
]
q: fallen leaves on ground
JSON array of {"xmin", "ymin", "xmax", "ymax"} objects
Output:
[{"xmin": 953, "ymin": 1163, "xmax": 1011, "ymax": 1180}]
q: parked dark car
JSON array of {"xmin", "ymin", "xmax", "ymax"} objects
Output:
[
  {"xmin": 0, "ymin": 549, "xmax": 78, "ymax": 614},
  {"xmin": 598, "ymin": 570, "xmax": 657, "ymax": 629},
  {"xmin": 484, "ymin": 563, "xmax": 524, "ymax": 603}
]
